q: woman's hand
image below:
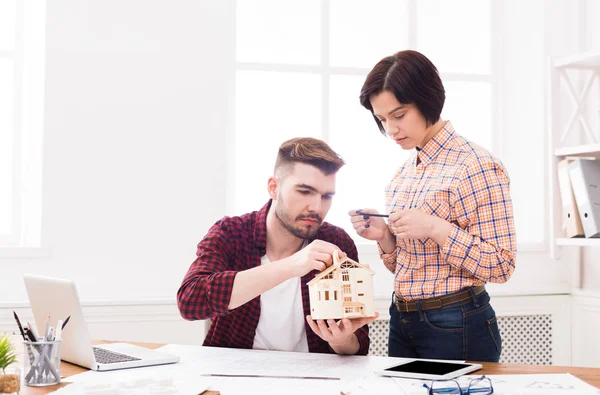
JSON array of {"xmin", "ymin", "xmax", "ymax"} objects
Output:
[
  {"xmin": 348, "ymin": 209, "xmax": 390, "ymax": 242},
  {"xmin": 389, "ymin": 209, "xmax": 453, "ymax": 245}
]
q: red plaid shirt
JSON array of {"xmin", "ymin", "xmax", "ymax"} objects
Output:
[{"xmin": 177, "ymin": 200, "xmax": 370, "ymax": 355}]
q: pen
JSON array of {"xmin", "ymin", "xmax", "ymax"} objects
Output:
[
  {"xmin": 200, "ymin": 373, "xmax": 340, "ymax": 381},
  {"xmin": 13, "ymin": 311, "xmax": 26, "ymax": 340},
  {"xmin": 62, "ymin": 315, "xmax": 71, "ymax": 330},
  {"xmin": 15, "ymin": 312, "xmax": 37, "ymax": 375},
  {"xmin": 28, "ymin": 322, "xmax": 41, "ymax": 341},
  {"xmin": 356, "ymin": 209, "xmax": 389, "ymax": 218}
]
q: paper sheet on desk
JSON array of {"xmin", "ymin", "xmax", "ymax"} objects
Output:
[
  {"xmin": 390, "ymin": 373, "xmax": 600, "ymax": 395},
  {"xmin": 55, "ymin": 347, "xmax": 211, "ymax": 394},
  {"xmin": 157, "ymin": 343, "xmax": 421, "ymax": 395},
  {"xmin": 50, "ymin": 369, "xmax": 210, "ymax": 394},
  {"xmin": 488, "ymin": 373, "xmax": 600, "ymax": 395},
  {"xmin": 56, "ymin": 344, "xmax": 450, "ymax": 395},
  {"xmin": 56, "ymin": 344, "xmax": 365, "ymax": 395}
]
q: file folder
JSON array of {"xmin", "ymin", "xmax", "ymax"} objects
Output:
[
  {"xmin": 557, "ymin": 159, "xmax": 584, "ymax": 238},
  {"xmin": 568, "ymin": 159, "xmax": 600, "ymax": 238}
]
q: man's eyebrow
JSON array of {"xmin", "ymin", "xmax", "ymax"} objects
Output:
[
  {"xmin": 296, "ymin": 184, "xmax": 336, "ymax": 196},
  {"xmin": 296, "ymin": 184, "xmax": 318, "ymax": 192}
]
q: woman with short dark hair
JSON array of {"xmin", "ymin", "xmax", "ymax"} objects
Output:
[{"xmin": 349, "ymin": 50, "xmax": 516, "ymax": 362}]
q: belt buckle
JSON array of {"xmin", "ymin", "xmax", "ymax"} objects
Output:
[{"xmin": 396, "ymin": 299, "xmax": 410, "ymax": 313}]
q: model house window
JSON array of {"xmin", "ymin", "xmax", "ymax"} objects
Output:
[
  {"xmin": 324, "ymin": 291, "xmax": 330, "ymax": 301},
  {"xmin": 334, "ymin": 290, "xmax": 338, "ymax": 300},
  {"xmin": 357, "ymin": 280, "xmax": 363, "ymax": 284},
  {"xmin": 358, "ymin": 293, "xmax": 364, "ymax": 297},
  {"xmin": 0, "ymin": 0, "xmax": 45, "ymax": 250},
  {"xmin": 342, "ymin": 270, "xmax": 350, "ymax": 282}
]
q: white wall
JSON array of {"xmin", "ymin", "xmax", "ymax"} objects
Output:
[
  {"xmin": 1, "ymin": 0, "xmax": 235, "ymax": 342},
  {"xmin": 1, "ymin": 0, "xmax": 599, "ymax": 360}
]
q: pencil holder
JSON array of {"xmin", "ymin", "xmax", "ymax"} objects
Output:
[{"xmin": 23, "ymin": 340, "xmax": 61, "ymax": 387}]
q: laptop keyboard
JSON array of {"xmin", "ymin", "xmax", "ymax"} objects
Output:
[{"xmin": 93, "ymin": 347, "xmax": 141, "ymax": 364}]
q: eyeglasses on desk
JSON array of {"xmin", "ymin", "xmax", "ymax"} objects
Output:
[{"xmin": 422, "ymin": 375, "xmax": 493, "ymax": 394}]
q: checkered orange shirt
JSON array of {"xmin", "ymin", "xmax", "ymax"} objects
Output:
[{"xmin": 380, "ymin": 121, "xmax": 516, "ymax": 301}]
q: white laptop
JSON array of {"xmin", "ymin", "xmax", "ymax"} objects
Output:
[{"xmin": 23, "ymin": 274, "xmax": 180, "ymax": 371}]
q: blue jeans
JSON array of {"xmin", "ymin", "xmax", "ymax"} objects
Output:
[{"xmin": 388, "ymin": 290, "xmax": 502, "ymax": 362}]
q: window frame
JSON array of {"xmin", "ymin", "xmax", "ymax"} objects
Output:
[
  {"xmin": 0, "ymin": 0, "xmax": 47, "ymax": 256},
  {"xmin": 0, "ymin": 0, "xmax": 23, "ymax": 246},
  {"xmin": 232, "ymin": 0, "xmax": 544, "ymax": 253}
]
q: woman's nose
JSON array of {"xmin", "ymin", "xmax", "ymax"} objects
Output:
[{"xmin": 385, "ymin": 123, "xmax": 397, "ymax": 137}]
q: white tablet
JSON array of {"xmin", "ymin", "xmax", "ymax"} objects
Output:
[{"xmin": 374, "ymin": 359, "xmax": 482, "ymax": 380}]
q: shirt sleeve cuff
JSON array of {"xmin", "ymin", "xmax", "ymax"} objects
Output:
[
  {"xmin": 206, "ymin": 271, "xmax": 238, "ymax": 315},
  {"xmin": 441, "ymin": 225, "xmax": 476, "ymax": 269},
  {"xmin": 354, "ymin": 326, "xmax": 370, "ymax": 356},
  {"xmin": 377, "ymin": 243, "xmax": 398, "ymax": 273}
]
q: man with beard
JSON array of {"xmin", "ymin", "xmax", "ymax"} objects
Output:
[{"xmin": 177, "ymin": 137, "xmax": 377, "ymax": 355}]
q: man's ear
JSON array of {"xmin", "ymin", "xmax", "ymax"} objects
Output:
[{"xmin": 267, "ymin": 176, "xmax": 278, "ymax": 200}]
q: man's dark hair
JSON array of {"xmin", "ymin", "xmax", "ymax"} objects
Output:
[{"xmin": 274, "ymin": 137, "xmax": 345, "ymax": 177}]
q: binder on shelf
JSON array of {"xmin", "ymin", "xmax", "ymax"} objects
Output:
[
  {"xmin": 568, "ymin": 159, "xmax": 600, "ymax": 238},
  {"xmin": 557, "ymin": 159, "xmax": 584, "ymax": 238}
]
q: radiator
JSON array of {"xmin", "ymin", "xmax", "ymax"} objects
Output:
[{"xmin": 367, "ymin": 314, "xmax": 553, "ymax": 365}]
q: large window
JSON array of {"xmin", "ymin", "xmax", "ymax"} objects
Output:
[
  {"xmin": 233, "ymin": 1, "xmax": 532, "ymax": 246},
  {"xmin": 0, "ymin": 0, "xmax": 45, "ymax": 250}
]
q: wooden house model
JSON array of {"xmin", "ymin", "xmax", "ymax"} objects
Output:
[{"xmin": 307, "ymin": 252, "xmax": 376, "ymax": 320}]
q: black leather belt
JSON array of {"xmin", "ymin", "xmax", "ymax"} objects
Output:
[{"xmin": 395, "ymin": 285, "xmax": 486, "ymax": 312}]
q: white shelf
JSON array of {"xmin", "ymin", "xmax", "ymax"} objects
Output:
[
  {"xmin": 554, "ymin": 51, "xmax": 600, "ymax": 69},
  {"xmin": 556, "ymin": 238, "xmax": 600, "ymax": 246},
  {"xmin": 554, "ymin": 144, "xmax": 600, "ymax": 159}
]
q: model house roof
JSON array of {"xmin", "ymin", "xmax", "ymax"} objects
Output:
[{"xmin": 307, "ymin": 255, "xmax": 375, "ymax": 285}]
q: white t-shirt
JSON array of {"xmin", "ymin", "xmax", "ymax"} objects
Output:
[{"xmin": 253, "ymin": 254, "xmax": 309, "ymax": 352}]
